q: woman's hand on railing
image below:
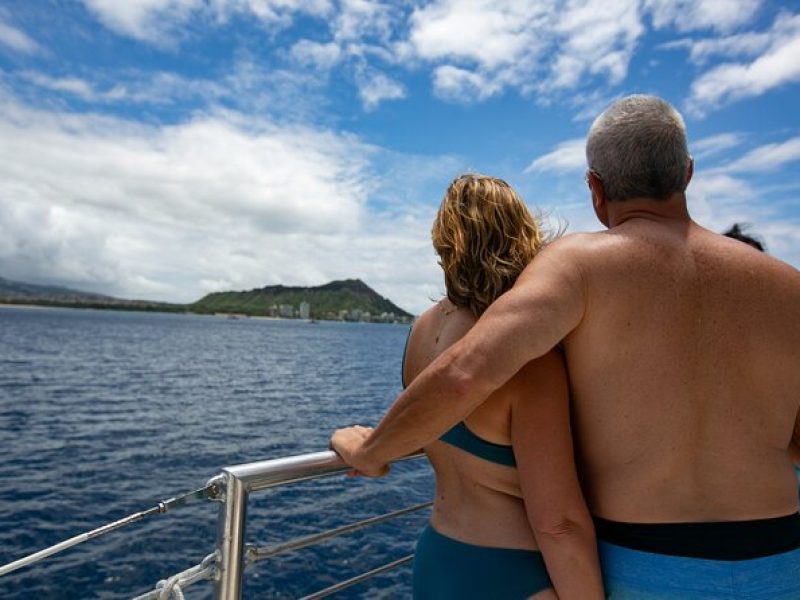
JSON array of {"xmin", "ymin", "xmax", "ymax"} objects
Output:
[{"xmin": 330, "ymin": 425, "xmax": 391, "ymax": 478}]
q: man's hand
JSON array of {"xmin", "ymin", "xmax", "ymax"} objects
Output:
[{"xmin": 330, "ymin": 425, "xmax": 390, "ymax": 477}]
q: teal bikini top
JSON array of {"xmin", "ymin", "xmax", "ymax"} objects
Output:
[
  {"xmin": 439, "ymin": 421, "xmax": 517, "ymax": 467},
  {"xmin": 402, "ymin": 325, "xmax": 516, "ymax": 468}
]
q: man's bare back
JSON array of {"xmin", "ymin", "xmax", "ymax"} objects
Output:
[{"xmin": 561, "ymin": 216, "xmax": 800, "ymax": 522}]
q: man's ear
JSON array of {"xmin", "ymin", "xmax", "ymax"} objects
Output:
[
  {"xmin": 588, "ymin": 171, "xmax": 609, "ymax": 228},
  {"xmin": 686, "ymin": 157, "xmax": 694, "ymax": 187}
]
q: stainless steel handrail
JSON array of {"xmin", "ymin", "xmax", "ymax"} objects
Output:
[
  {"xmin": 247, "ymin": 501, "xmax": 433, "ymax": 561},
  {"xmin": 212, "ymin": 449, "xmax": 427, "ymax": 600}
]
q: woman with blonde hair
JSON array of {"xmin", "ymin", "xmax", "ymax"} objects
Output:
[{"xmin": 335, "ymin": 174, "xmax": 603, "ymax": 599}]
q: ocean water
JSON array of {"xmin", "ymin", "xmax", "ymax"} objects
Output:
[{"xmin": 0, "ymin": 306, "xmax": 434, "ymax": 599}]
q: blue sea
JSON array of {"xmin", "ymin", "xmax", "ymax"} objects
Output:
[{"xmin": 0, "ymin": 306, "xmax": 434, "ymax": 599}]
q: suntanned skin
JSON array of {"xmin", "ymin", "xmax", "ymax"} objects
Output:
[
  {"xmin": 403, "ymin": 299, "xmax": 603, "ymax": 599},
  {"xmin": 332, "ymin": 173, "xmax": 800, "ymax": 523}
]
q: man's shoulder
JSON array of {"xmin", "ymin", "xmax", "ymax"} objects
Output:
[
  {"xmin": 706, "ymin": 229, "xmax": 800, "ymax": 282},
  {"xmin": 539, "ymin": 230, "xmax": 617, "ymax": 264},
  {"xmin": 516, "ymin": 231, "xmax": 613, "ymax": 290}
]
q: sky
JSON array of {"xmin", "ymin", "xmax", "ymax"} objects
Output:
[{"xmin": 0, "ymin": 0, "xmax": 798, "ymax": 315}]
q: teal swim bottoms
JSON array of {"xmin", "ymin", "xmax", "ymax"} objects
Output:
[{"xmin": 412, "ymin": 524, "xmax": 552, "ymax": 599}]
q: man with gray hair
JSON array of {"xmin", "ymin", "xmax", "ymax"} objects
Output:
[{"xmin": 332, "ymin": 95, "xmax": 800, "ymax": 597}]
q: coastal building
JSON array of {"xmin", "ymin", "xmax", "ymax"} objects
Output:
[
  {"xmin": 279, "ymin": 304, "xmax": 294, "ymax": 318},
  {"xmin": 299, "ymin": 302, "xmax": 310, "ymax": 320}
]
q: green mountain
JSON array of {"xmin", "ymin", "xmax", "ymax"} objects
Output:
[
  {"xmin": 0, "ymin": 276, "xmax": 113, "ymax": 301},
  {"xmin": 191, "ymin": 279, "xmax": 413, "ymax": 321}
]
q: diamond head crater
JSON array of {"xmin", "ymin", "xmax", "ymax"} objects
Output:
[{"xmin": 0, "ymin": 277, "xmax": 414, "ymax": 324}]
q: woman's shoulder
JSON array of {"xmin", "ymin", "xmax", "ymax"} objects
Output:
[
  {"xmin": 413, "ymin": 303, "xmax": 441, "ymax": 328},
  {"xmin": 404, "ymin": 300, "xmax": 475, "ymax": 383},
  {"xmin": 405, "ymin": 303, "xmax": 440, "ymax": 347},
  {"xmin": 411, "ymin": 299, "xmax": 472, "ymax": 336}
]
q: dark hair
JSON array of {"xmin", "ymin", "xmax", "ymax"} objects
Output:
[{"xmin": 723, "ymin": 223, "xmax": 765, "ymax": 252}]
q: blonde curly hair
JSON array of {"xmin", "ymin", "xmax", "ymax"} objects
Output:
[{"xmin": 432, "ymin": 174, "xmax": 548, "ymax": 317}]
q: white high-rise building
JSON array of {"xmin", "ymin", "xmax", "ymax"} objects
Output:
[{"xmin": 299, "ymin": 301, "xmax": 310, "ymax": 320}]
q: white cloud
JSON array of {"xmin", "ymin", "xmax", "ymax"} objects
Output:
[
  {"xmin": 758, "ymin": 219, "xmax": 800, "ymax": 266},
  {"xmin": 406, "ymin": 0, "xmax": 644, "ymax": 103},
  {"xmin": 289, "ymin": 3, "xmax": 406, "ymax": 107},
  {"xmin": 690, "ymin": 132, "xmax": 744, "ymax": 160},
  {"xmin": 546, "ymin": 0, "xmax": 642, "ymax": 91},
  {"xmin": 686, "ymin": 13, "xmax": 800, "ymax": 114},
  {"xmin": 82, "ymin": 0, "xmax": 332, "ymax": 44},
  {"xmin": 355, "ymin": 68, "xmax": 406, "ymax": 110},
  {"xmin": 526, "ymin": 138, "xmax": 587, "ymax": 174},
  {"xmin": 409, "ymin": 0, "xmax": 551, "ymax": 70},
  {"xmin": 211, "ymin": 0, "xmax": 333, "ymax": 24},
  {"xmin": 660, "ymin": 30, "xmax": 773, "ymax": 66},
  {"xmin": 0, "ymin": 18, "xmax": 39, "ymax": 54},
  {"xmin": 82, "ymin": 0, "xmax": 201, "ymax": 43},
  {"xmin": 17, "ymin": 59, "xmax": 329, "ymax": 124},
  {"xmin": 406, "ymin": 0, "xmax": 550, "ymax": 102},
  {"xmin": 721, "ymin": 137, "xmax": 800, "ymax": 173},
  {"xmin": 569, "ymin": 90, "xmax": 622, "ymax": 122},
  {"xmin": 686, "ymin": 172, "xmax": 754, "ymax": 227},
  {"xmin": 432, "ymin": 65, "xmax": 499, "ymax": 101},
  {"xmin": 644, "ymin": 0, "xmax": 762, "ymax": 33},
  {"xmin": 22, "ymin": 72, "xmax": 98, "ymax": 101},
  {"xmin": 0, "ymin": 94, "xmax": 368, "ymax": 298},
  {"xmin": 290, "ymin": 40, "xmax": 342, "ymax": 70},
  {"xmin": 332, "ymin": 0, "xmax": 396, "ymax": 43}
]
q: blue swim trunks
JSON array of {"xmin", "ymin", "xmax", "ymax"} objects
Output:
[
  {"xmin": 412, "ymin": 524, "xmax": 552, "ymax": 599},
  {"xmin": 596, "ymin": 513, "xmax": 800, "ymax": 599}
]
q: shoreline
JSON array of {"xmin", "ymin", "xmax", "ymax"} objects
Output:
[{"xmin": 0, "ymin": 302, "xmax": 412, "ymax": 325}]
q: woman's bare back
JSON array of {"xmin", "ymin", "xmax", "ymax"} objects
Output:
[{"xmin": 404, "ymin": 299, "xmax": 540, "ymax": 549}]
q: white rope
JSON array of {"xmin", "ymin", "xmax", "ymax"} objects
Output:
[
  {"xmin": 131, "ymin": 552, "xmax": 218, "ymax": 600},
  {"xmin": 156, "ymin": 575, "xmax": 184, "ymax": 600}
]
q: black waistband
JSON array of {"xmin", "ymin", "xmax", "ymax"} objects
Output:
[{"xmin": 594, "ymin": 513, "xmax": 800, "ymax": 560}]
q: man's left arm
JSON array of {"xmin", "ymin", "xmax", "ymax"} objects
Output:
[{"xmin": 331, "ymin": 235, "xmax": 590, "ymax": 475}]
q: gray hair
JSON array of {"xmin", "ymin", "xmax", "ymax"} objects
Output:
[{"xmin": 586, "ymin": 95, "xmax": 691, "ymax": 202}]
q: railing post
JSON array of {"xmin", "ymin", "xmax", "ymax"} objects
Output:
[
  {"xmin": 214, "ymin": 472, "xmax": 248, "ymax": 600},
  {"xmin": 210, "ymin": 450, "xmax": 424, "ymax": 599}
]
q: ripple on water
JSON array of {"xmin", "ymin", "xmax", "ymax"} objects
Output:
[{"xmin": 0, "ymin": 307, "xmax": 432, "ymax": 598}]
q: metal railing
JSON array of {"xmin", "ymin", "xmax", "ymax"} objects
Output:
[
  {"xmin": 0, "ymin": 450, "xmax": 429, "ymax": 599},
  {"xmin": 209, "ymin": 450, "xmax": 429, "ymax": 600}
]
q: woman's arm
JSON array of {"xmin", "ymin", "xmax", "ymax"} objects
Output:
[{"xmin": 510, "ymin": 350, "xmax": 604, "ymax": 600}]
